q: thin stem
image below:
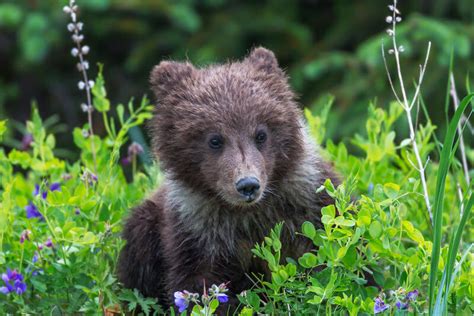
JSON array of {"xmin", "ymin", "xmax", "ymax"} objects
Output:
[
  {"xmin": 383, "ymin": 0, "xmax": 433, "ymax": 224},
  {"xmin": 66, "ymin": 0, "xmax": 98, "ymax": 173}
]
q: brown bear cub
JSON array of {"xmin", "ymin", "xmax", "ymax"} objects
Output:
[{"xmin": 117, "ymin": 47, "xmax": 340, "ymax": 312}]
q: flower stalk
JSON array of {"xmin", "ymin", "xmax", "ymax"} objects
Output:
[
  {"xmin": 382, "ymin": 0, "xmax": 433, "ymax": 225},
  {"xmin": 64, "ymin": 0, "xmax": 97, "ymax": 173}
]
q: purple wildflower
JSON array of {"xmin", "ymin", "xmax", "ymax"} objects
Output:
[
  {"xmin": 34, "ymin": 182, "xmax": 61, "ymax": 200},
  {"xmin": 49, "ymin": 182, "xmax": 61, "ymax": 192},
  {"xmin": 374, "ymin": 296, "xmax": 390, "ymax": 314},
  {"xmin": 174, "ymin": 291, "xmax": 190, "ymax": 313},
  {"xmin": 21, "ymin": 134, "xmax": 33, "ymax": 151},
  {"xmin": 0, "ymin": 269, "xmax": 27, "ymax": 295},
  {"xmin": 44, "ymin": 237, "xmax": 53, "ymax": 248},
  {"xmin": 395, "ymin": 301, "xmax": 408, "ymax": 310},
  {"xmin": 122, "ymin": 142, "xmax": 144, "ymax": 166},
  {"xmin": 128, "ymin": 142, "xmax": 144, "ymax": 157},
  {"xmin": 217, "ymin": 293, "xmax": 229, "ymax": 303},
  {"xmin": 121, "ymin": 157, "xmax": 131, "ymax": 166},
  {"xmin": 20, "ymin": 230, "xmax": 32, "ymax": 243},
  {"xmin": 74, "ymin": 208, "xmax": 81, "ymax": 215},
  {"xmin": 406, "ymin": 289, "xmax": 419, "ymax": 301},
  {"xmin": 32, "ymin": 252, "xmax": 39, "ymax": 264},
  {"xmin": 25, "ymin": 202, "xmax": 43, "ymax": 220},
  {"xmin": 210, "ymin": 283, "xmax": 229, "ymax": 304},
  {"xmin": 33, "ymin": 184, "xmax": 40, "ymax": 196},
  {"xmin": 81, "ymin": 170, "xmax": 98, "ymax": 185}
]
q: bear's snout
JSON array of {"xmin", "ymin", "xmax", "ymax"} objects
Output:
[{"xmin": 235, "ymin": 177, "xmax": 260, "ymax": 202}]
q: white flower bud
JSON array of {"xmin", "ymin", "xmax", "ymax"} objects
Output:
[
  {"xmin": 71, "ymin": 48, "xmax": 79, "ymax": 57},
  {"xmin": 385, "ymin": 16, "xmax": 393, "ymax": 23},
  {"xmin": 386, "ymin": 29, "xmax": 394, "ymax": 36},
  {"xmin": 81, "ymin": 46, "xmax": 90, "ymax": 55},
  {"xmin": 67, "ymin": 23, "xmax": 75, "ymax": 32},
  {"xmin": 78, "ymin": 81, "xmax": 86, "ymax": 90},
  {"xmin": 88, "ymin": 80, "xmax": 95, "ymax": 88},
  {"xmin": 82, "ymin": 129, "xmax": 89, "ymax": 138},
  {"xmin": 81, "ymin": 103, "xmax": 89, "ymax": 112},
  {"xmin": 398, "ymin": 45, "xmax": 405, "ymax": 52},
  {"xmin": 63, "ymin": 6, "xmax": 72, "ymax": 14},
  {"xmin": 396, "ymin": 16, "xmax": 402, "ymax": 22},
  {"xmin": 72, "ymin": 34, "xmax": 84, "ymax": 43},
  {"xmin": 76, "ymin": 22, "xmax": 83, "ymax": 31},
  {"xmin": 71, "ymin": 12, "xmax": 77, "ymax": 22},
  {"xmin": 388, "ymin": 49, "xmax": 395, "ymax": 54}
]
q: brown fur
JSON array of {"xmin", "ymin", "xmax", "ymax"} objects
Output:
[{"xmin": 117, "ymin": 47, "xmax": 340, "ymax": 313}]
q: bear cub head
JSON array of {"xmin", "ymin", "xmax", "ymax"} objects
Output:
[{"xmin": 149, "ymin": 47, "xmax": 305, "ymax": 208}]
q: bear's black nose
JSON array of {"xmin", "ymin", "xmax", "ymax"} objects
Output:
[{"xmin": 236, "ymin": 177, "xmax": 260, "ymax": 200}]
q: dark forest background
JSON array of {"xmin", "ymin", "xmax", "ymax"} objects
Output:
[{"xmin": 0, "ymin": 0, "xmax": 473, "ymax": 158}]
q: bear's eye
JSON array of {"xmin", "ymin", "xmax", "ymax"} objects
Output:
[
  {"xmin": 208, "ymin": 135, "xmax": 224, "ymax": 149},
  {"xmin": 255, "ymin": 131, "xmax": 267, "ymax": 144}
]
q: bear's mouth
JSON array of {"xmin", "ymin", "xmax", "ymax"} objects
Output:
[{"xmin": 228, "ymin": 190, "xmax": 263, "ymax": 207}]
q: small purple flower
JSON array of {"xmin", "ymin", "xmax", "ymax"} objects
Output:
[
  {"xmin": 374, "ymin": 296, "xmax": 390, "ymax": 314},
  {"xmin": 34, "ymin": 182, "xmax": 61, "ymax": 200},
  {"xmin": 21, "ymin": 134, "xmax": 33, "ymax": 151},
  {"xmin": 217, "ymin": 293, "xmax": 229, "ymax": 303},
  {"xmin": 406, "ymin": 289, "xmax": 419, "ymax": 301},
  {"xmin": 174, "ymin": 291, "xmax": 190, "ymax": 312},
  {"xmin": 210, "ymin": 283, "xmax": 229, "ymax": 304},
  {"xmin": 74, "ymin": 208, "xmax": 81, "ymax": 215},
  {"xmin": 14, "ymin": 280, "xmax": 27, "ymax": 294},
  {"xmin": 33, "ymin": 184, "xmax": 40, "ymax": 196},
  {"xmin": 128, "ymin": 142, "xmax": 144, "ymax": 157},
  {"xmin": 0, "ymin": 269, "xmax": 27, "ymax": 295},
  {"xmin": 49, "ymin": 182, "xmax": 61, "ymax": 192},
  {"xmin": 44, "ymin": 237, "xmax": 53, "ymax": 248},
  {"xmin": 81, "ymin": 170, "xmax": 98, "ymax": 185},
  {"xmin": 25, "ymin": 202, "xmax": 43, "ymax": 220},
  {"xmin": 32, "ymin": 252, "xmax": 39, "ymax": 264},
  {"xmin": 395, "ymin": 301, "xmax": 408, "ymax": 310},
  {"xmin": 20, "ymin": 230, "xmax": 32, "ymax": 243},
  {"xmin": 121, "ymin": 157, "xmax": 131, "ymax": 166}
]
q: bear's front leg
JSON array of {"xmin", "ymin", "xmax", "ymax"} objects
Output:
[{"xmin": 117, "ymin": 199, "xmax": 167, "ymax": 302}]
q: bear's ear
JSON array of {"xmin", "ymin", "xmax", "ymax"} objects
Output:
[
  {"xmin": 245, "ymin": 47, "xmax": 280, "ymax": 74},
  {"xmin": 150, "ymin": 61, "xmax": 195, "ymax": 98}
]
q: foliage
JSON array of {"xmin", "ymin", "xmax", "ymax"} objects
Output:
[
  {"xmin": 0, "ymin": 70, "xmax": 157, "ymax": 314},
  {"xmin": 237, "ymin": 99, "xmax": 473, "ymax": 315},
  {"xmin": 0, "ymin": 70, "xmax": 472, "ymax": 314}
]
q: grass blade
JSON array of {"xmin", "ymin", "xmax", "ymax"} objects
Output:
[{"xmin": 428, "ymin": 93, "xmax": 474, "ymax": 314}]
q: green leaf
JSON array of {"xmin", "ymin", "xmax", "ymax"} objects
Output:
[
  {"xmin": 368, "ymin": 221, "xmax": 382, "ymax": 239},
  {"xmin": 298, "ymin": 252, "xmax": 318, "ymax": 268},
  {"xmin": 302, "ymin": 221, "xmax": 316, "ymax": 239},
  {"xmin": 430, "ymin": 93, "xmax": 474, "ymax": 314},
  {"xmin": 383, "ymin": 183, "xmax": 400, "ymax": 199}
]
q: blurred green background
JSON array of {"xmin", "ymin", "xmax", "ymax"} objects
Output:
[{"xmin": 0, "ymin": 0, "xmax": 473, "ymax": 156}]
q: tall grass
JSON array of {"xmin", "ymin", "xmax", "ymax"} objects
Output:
[{"xmin": 429, "ymin": 93, "xmax": 473, "ymax": 315}]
